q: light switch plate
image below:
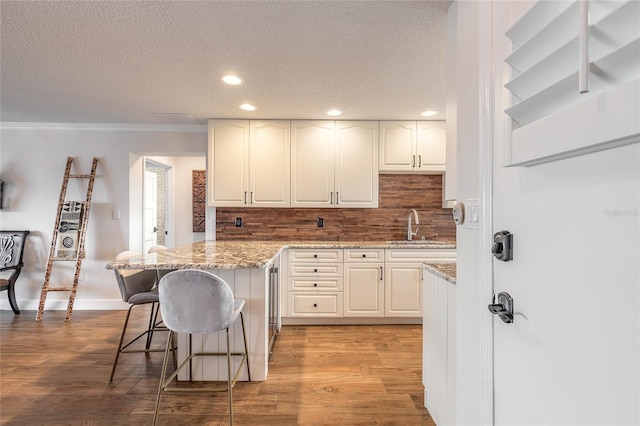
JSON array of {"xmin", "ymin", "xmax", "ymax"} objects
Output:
[{"xmin": 463, "ymin": 198, "xmax": 480, "ymax": 229}]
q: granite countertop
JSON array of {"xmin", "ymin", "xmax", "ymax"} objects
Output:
[
  {"xmin": 423, "ymin": 263, "xmax": 456, "ymax": 284},
  {"xmin": 106, "ymin": 240, "xmax": 456, "ymax": 271}
]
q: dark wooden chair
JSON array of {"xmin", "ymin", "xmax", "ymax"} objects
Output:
[{"xmin": 0, "ymin": 230, "xmax": 30, "ymax": 314}]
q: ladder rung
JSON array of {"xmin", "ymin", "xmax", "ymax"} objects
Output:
[
  {"xmin": 69, "ymin": 174, "xmax": 92, "ymax": 178},
  {"xmin": 52, "ymin": 257, "xmax": 79, "ymax": 261},
  {"xmin": 45, "ymin": 287, "xmax": 74, "ymax": 292}
]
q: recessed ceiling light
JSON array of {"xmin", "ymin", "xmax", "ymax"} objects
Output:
[
  {"xmin": 222, "ymin": 75, "xmax": 243, "ymax": 85},
  {"xmin": 421, "ymin": 110, "xmax": 438, "ymax": 117},
  {"xmin": 326, "ymin": 109, "xmax": 342, "ymax": 116},
  {"xmin": 239, "ymin": 104, "xmax": 256, "ymax": 111}
]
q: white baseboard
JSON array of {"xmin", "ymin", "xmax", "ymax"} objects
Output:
[{"xmin": 0, "ymin": 298, "xmax": 129, "ymax": 311}]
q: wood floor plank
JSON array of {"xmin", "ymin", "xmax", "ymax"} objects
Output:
[{"xmin": 1, "ymin": 310, "xmax": 434, "ymax": 425}]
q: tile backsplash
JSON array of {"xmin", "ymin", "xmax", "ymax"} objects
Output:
[{"xmin": 216, "ymin": 174, "xmax": 455, "ymax": 242}]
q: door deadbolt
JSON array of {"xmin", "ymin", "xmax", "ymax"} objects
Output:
[
  {"xmin": 488, "ymin": 292, "xmax": 514, "ymax": 323},
  {"xmin": 492, "ymin": 230, "xmax": 513, "ymax": 261}
]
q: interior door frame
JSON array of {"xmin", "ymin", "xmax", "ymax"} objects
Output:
[
  {"xmin": 479, "ymin": 1, "xmax": 496, "ymax": 424},
  {"xmin": 143, "ymin": 168, "xmax": 159, "ymax": 252},
  {"xmin": 143, "ymin": 157, "xmax": 174, "ymax": 249}
]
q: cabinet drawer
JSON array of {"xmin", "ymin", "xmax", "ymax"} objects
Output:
[
  {"xmin": 288, "ymin": 263, "xmax": 343, "ymax": 277},
  {"xmin": 385, "ymin": 249, "xmax": 456, "ymax": 263},
  {"xmin": 344, "ymin": 249, "xmax": 384, "ymax": 262},
  {"xmin": 289, "ymin": 292, "xmax": 343, "ymax": 316},
  {"xmin": 288, "ymin": 249, "xmax": 343, "ymax": 263},
  {"xmin": 289, "ymin": 278, "xmax": 343, "ymax": 291}
]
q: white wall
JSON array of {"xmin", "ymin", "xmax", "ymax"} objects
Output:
[
  {"xmin": 0, "ymin": 124, "xmax": 206, "ymax": 311},
  {"xmin": 172, "ymin": 156, "xmax": 207, "ymax": 246}
]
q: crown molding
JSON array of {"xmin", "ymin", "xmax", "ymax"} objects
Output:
[{"xmin": 0, "ymin": 122, "xmax": 207, "ymax": 132}]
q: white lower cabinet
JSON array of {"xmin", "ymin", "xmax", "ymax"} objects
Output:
[
  {"xmin": 284, "ymin": 247, "xmax": 456, "ymax": 322},
  {"xmin": 384, "ymin": 263, "xmax": 423, "ymax": 316},
  {"xmin": 344, "ymin": 249, "xmax": 384, "ymax": 317},
  {"xmin": 289, "ymin": 292, "xmax": 342, "ymax": 317},
  {"xmin": 423, "ymin": 268, "xmax": 456, "ymax": 426},
  {"xmin": 384, "ymin": 249, "xmax": 457, "ymax": 317},
  {"xmin": 284, "ymin": 248, "xmax": 343, "ymax": 317}
]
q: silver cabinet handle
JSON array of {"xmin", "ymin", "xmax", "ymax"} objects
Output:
[
  {"xmin": 418, "ymin": 155, "xmax": 422, "ymax": 168},
  {"xmin": 336, "ymin": 192, "xmax": 339, "ymax": 205},
  {"xmin": 250, "ymin": 191, "xmax": 254, "ymax": 205},
  {"xmin": 244, "ymin": 191, "xmax": 247, "ymax": 204},
  {"xmin": 412, "ymin": 155, "xmax": 416, "ymax": 167},
  {"xmin": 579, "ymin": 0, "xmax": 589, "ymax": 93},
  {"xmin": 330, "ymin": 192, "xmax": 333, "ymax": 205},
  {"xmin": 380, "ymin": 266, "xmax": 383, "ymax": 280}
]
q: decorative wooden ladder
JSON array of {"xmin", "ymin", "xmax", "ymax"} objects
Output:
[{"xmin": 36, "ymin": 157, "xmax": 99, "ymax": 321}]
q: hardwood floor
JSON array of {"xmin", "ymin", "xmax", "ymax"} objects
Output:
[{"xmin": 1, "ymin": 309, "xmax": 434, "ymax": 425}]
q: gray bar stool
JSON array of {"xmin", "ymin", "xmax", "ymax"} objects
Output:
[
  {"xmin": 109, "ymin": 251, "xmax": 174, "ymax": 382},
  {"xmin": 153, "ymin": 269, "xmax": 250, "ymax": 425}
]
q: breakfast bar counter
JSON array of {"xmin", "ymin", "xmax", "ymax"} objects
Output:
[
  {"xmin": 106, "ymin": 240, "xmax": 457, "ymax": 271},
  {"xmin": 106, "ymin": 239, "xmax": 456, "ymax": 382}
]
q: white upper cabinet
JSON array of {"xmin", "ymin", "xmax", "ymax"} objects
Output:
[
  {"xmin": 335, "ymin": 121, "xmax": 379, "ymax": 208},
  {"xmin": 291, "ymin": 121, "xmax": 335, "ymax": 208},
  {"xmin": 208, "ymin": 120, "xmax": 249, "ymax": 207},
  {"xmin": 416, "ymin": 121, "xmax": 446, "ymax": 172},
  {"xmin": 291, "ymin": 120, "xmax": 379, "ymax": 208},
  {"xmin": 379, "ymin": 121, "xmax": 416, "ymax": 171},
  {"xmin": 208, "ymin": 119, "xmax": 290, "ymax": 207},
  {"xmin": 249, "ymin": 120, "xmax": 290, "ymax": 207},
  {"xmin": 379, "ymin": 121, "xmax": 446, "ymax": 173}
]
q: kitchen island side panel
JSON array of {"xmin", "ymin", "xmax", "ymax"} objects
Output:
[{"xmin": 177, "ymin": 267, "xmax": 269, "ymax": 382}]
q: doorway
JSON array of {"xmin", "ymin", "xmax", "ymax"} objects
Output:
[
  {"xmin": 143, "ymin": 159, "xmax": 170, "ymax": 252},
  {"xmin": 129, "ymin": 154, "xmax": 208, "ymax": 253}
]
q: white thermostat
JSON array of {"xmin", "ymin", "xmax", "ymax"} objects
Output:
[{"xmin": 452, "ymin": 201, "xmax": 465, "ymax": 225}]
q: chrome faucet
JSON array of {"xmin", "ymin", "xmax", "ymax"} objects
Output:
[{"xmin": 407, "ymin": 209, "xmax": 419, "ymax": 241}]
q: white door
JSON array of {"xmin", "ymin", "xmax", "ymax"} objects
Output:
[
  {"xmin": 143, "ymin": 170, "xmax": 158, "ymax": 253},
  {"xmin": 490, "ymin": 3, "xmax": 640, "ymax": 424}
]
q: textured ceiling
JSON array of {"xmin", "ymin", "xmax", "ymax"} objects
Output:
[{"xmin": 0, "ymin": 1, "xmax": 451, "ymax": 125}]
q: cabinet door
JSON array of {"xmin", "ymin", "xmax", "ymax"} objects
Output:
[
  {"xmin": 379, "ymin": 121, "xmax": 416, "ymax": 171},
  {"xmin": 250, "ymin": 120, "xmax": 290, "ymax": 207},
  {"xmin": 208, "ymin": 120, "xmax": 249, "ymax": 207},
  {"xmin": 384, "ymin": 262, "xmax": 423, "ymax": 316},
  {"xmin": 416, "ymin": 121, "xmax": 446, "ymax": 172},
  {"xmin": 344, "ymin": 263, "xmax": 384, "ymax": 317},
  {"xmin": 335, "ymin": 121, "xmax": 379, "ymax": 208},
  {"xmin": 290, "ymin": 121, "xmax": 335, "ymax": 207}
]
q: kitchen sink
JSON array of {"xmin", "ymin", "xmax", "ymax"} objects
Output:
[{"xmin": 386, "ymin": 240, "xmax": 447, "ymax": 245}]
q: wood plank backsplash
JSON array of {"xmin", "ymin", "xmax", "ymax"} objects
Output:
[{"xmin": 216, "ymin": 174, "xmax": 456, "ymax": 242}]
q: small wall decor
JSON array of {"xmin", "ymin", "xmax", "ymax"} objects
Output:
[
  {"xmin": 56, "ymin": 201, "xmax": 84, "ymax": 259},
  {"xmin": 192, "ymin": 170, "xmax": 206, "ymax": 232}
]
